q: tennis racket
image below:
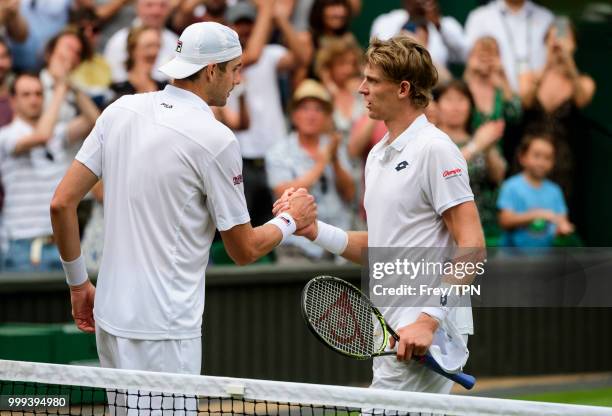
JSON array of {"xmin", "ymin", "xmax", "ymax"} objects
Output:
[{"xmin": 301, "ymin": 275, "xmax": 476, "ymax": 390}]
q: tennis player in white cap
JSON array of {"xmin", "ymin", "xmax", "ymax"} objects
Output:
[{"xmin": 50, "ymin": 22, "xmax": 316, "ymax": 376}]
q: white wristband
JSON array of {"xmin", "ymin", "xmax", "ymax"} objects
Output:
[
  {"xmin": 267, "ymin": 212, "xmax": 297, "ymax": 243},
  {"xmin": 313, "ymin": 220, "xmax": 348, "ymax": 255},
  {"xmin": 61, "ymin": 254, "xmax": 89, "ymax": 286}
]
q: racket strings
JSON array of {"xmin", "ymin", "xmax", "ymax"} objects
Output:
[{"xmin": 305, "ymin": 279, "xmax": 380, "ymax": 357}]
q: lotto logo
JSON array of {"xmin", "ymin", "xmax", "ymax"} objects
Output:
[
  {"xmin": 176, "ymin": 40, "xmax": 183, "ymax": 53},
  {"xmin": 395, "ymin": 161, "xmax": 409, "ymax": 171}
]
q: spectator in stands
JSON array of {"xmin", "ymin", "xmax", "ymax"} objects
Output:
[
  {"xmin": 111, "ymin": 26, "xmax": 164, "ymax": 98},
  {"xmin": 7, "ymin": 0, "xmax": 72, "ymax": 72},
  {"xmin": 69, "ymin": 7, "xmax": 114, "ymax": 108},
  {"xmin": 518, "ymin": 18, "xmax": 596, "ymax": 200},
  {"xmin": 0, "ymin": 0, "xmax": 28, "ymax": 43},
  {"xmin": 83, "ymin": 0, "xmax": 136, "ymax": 50},
  {"xmin": 435, "ymin": 80, "xmax": 506, "ymax": 244},
  {"xmin": 266, "ymin": 80, "xmax": 354, "ymax": 263},
  {"xmin": 172, "ymin": 0, "xmax": 227, "ymax": 34},
  {"xmin": 464, "ymin": 36, "xmax": 521, "ymax": 131},
  {"xmin": 497, "ymin": 133, "xmax": 574, "ymax": 247},
  {"xmin": 399, "ymin": 17, "xmax": 452, "ymax": 85},
  {"xmin": 370, "ymin": 0, "xmax": 467, "ymax": 68},
  {"xmin": 225, "ymin": 0, "xmax": 305, "ymax": 226},
  {"xmin": 315, "ymin": 34, "xmax": 364, "ymax": 147},
  {"xmin": 465, "ymin": 0, "xmax": 554, "ymax": 92},
  {"xmin": 0, "ymin": 39, "xmax": 14, "ymax": 127},
  {"xmin": 295, "ymin": 0, "xmax": 354, "ymax": 84},
  {"xmin": 0, "ymin": 72, "xmax": 99, "ymax": 271},
  {"xmin": 41, "ymin": 28, "xmax": 93, "ymax": 130},
  {"xmin": 291, "ymin": 0, "xmax": 360, "ymax": 32},
  {"xmin": 104, "ymin": 0, "xmax": 177, "ymax": 83}
]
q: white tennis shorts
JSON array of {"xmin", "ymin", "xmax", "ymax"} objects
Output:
[{"xmin": 95, "ymin": 325, "xmax": 201, "ymax": 416}]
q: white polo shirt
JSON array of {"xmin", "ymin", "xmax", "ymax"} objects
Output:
[
  {"xmin": 76, "ymin": 84, "xmax": 250, "ymax": 340},
  {"xmin": 364, "ymin": 114, "xmax": 474, "ymax": 334}
]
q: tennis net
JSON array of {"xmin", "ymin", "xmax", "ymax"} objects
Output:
[{"xmin": 1, "ymin": 359, "xmax": 610, "ymax": 416}]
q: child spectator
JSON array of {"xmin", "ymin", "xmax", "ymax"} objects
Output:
[{"xmin": 497, "ymin": 134, "xmax": 574, "ymax": 247}]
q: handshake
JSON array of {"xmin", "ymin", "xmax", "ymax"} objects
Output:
[{"xmin": 271, "ymin": 187, "xmax": 319, "ymax": 241}]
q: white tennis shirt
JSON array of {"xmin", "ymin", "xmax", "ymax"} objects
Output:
[
  {"xmin": 364, "ymin": 114, "xmax": 474, "ymax": 334},
  {"xmin": 76, "ymin": 85, "xmax": 250, "ymax": 340}
]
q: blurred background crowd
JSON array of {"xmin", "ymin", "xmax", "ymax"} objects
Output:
[{"xmin": 0, "ymin": 0, "xmax": 608, "ymax": 272}]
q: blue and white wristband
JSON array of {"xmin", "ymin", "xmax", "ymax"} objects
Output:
[{"xmin": 267, "ymin": 212, "xmax": 297, "ymax": 243}]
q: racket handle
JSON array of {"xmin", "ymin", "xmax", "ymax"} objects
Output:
[
  {"xmin": 416, "ymin": 353, "xmax": 476, "ymax": 390},
  {"xmin": 376, "ymin": 352, "xmax": 476, "ymax": 389}
]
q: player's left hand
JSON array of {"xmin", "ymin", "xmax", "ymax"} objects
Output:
[
  {"xmin": 70, "ymin": 280, "xmax": 96, "ymax": 333},
  {"xmin": 390, "ymin": 314, "xmax": 439, "ymax": 361}
]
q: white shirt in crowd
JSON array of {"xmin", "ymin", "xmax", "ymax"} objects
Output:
[
  {"xmin": 76, "ymin": 85, "xmax": 250, "ymax": 340},
  {"xmin": 227, "ymin": 45, "xmax": 288, "ymax": 159},
  {"xmin": 465, "ymin": 0, "xmax": 554, "ymax": 92},
  {"xmin": 364, "ymin": 114, "xmax": 474, "ymax": 334},
  {"xmin": 103, "ymin": 23, "xmax": 178, "ymax": 83},
  {"xmin": 0, "ymin": 118, "xmax": 68, "ymax": 240},
  {"xmin": 370, "ymin": 9, "xmax": 468, "ymax": 65}
]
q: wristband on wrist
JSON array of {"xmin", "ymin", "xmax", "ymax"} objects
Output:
[
  {"xmin": 313, "ymin": 220, "xmax": 348, "ymax": 255},
  {"xmin": 266, "ymin": 212, "xmax": 297, "ymax": 243},
  {"xmin": 61, "ymin": 254, "xmax": 89, "ymax": 286}
]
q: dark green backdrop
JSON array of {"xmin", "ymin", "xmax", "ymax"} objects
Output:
[{"xmin": 351, "ymin": 1, "xmax": 612, "ymax": 245}]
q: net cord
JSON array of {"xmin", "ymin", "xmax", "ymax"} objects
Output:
[{"xmin": 1, "ymin": 360, "xmax": 611, "ymax": 415}]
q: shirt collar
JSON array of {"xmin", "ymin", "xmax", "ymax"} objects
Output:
[
  {"xmin": 383, "ymin": 114, "xmax": 430, "ymax": 152},
  {"xmin": 163, "ymin": 84, "xmax": 213, "ymax": 114}
]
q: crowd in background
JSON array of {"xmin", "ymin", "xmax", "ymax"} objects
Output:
[{"xmin": 0, "ymin": 0, "xmax": 597, "ymax": 272}]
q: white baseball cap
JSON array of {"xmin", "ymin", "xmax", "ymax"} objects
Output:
[{"xmin": 158, "ymin": 22, "xmax": 242, "ymax": 80}]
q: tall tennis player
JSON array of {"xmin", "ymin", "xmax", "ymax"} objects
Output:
[
  {"xmin": 277, "ymin": 36, "xmax": 485, "ymax": 394},
  {"xmin": 50, "ymin": 22, "xmax": 316, "ymax": 377}
]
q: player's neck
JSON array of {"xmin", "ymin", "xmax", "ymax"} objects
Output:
[{"xmin": 384, "ymin": 107, "xmax": 422, "ymax": 144}]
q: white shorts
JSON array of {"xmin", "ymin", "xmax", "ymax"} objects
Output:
[
  {"xmin": 370, "ymin": 335, "xmax": 469, "ymax": 395},
  {"xmin": 95, "ymin": 325, "xmax": 202, "ymax": 416}
]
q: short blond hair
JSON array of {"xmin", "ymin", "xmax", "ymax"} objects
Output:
[{"xmin": 366, "ymin": 36, "xmax": 438, "ymax": 108}]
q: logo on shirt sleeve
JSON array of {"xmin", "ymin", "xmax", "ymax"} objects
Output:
[
  {"xmin": 442, "ymin": 168, "xmax": 463, "ymax": 179},
  {"xmin": 232, "ymin": 174, "xmax": 243, "ymax": 185}
]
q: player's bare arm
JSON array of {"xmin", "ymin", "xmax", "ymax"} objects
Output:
[
  {"xmin": 272, "ymin": 188, "xmax": 367, "ymax": 264},
  {"xmin": 393, "ymin": 201, "xmax": 485, "ymax": 361},
  {"xmin": 221, "ymin": 189, "xmax": 317, "ymax": 265},
  {"xmin": 50, "ymin": 161, "xmax": 100, "ymax": 334}
]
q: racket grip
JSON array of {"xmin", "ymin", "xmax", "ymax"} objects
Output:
[{"xmin": 416, "ymin": 353, "xmax": 476, "ymax": 390}]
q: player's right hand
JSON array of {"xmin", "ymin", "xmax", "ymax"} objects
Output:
[
  {"xmin": 70, "ymin": 280, "xmax": 96, "ymax": 333},
  {"xmin": 286, "ymin": 189, "xmax": 317, "ymax": 230}
]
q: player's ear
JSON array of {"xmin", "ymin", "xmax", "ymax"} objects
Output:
[
  {"xmin": 398, "ymin": 81, "xmax": 411, "ymax": 99},
  {"xmin": 204, "ymin": 64, "xmax": 216, "ymax": 81}
]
